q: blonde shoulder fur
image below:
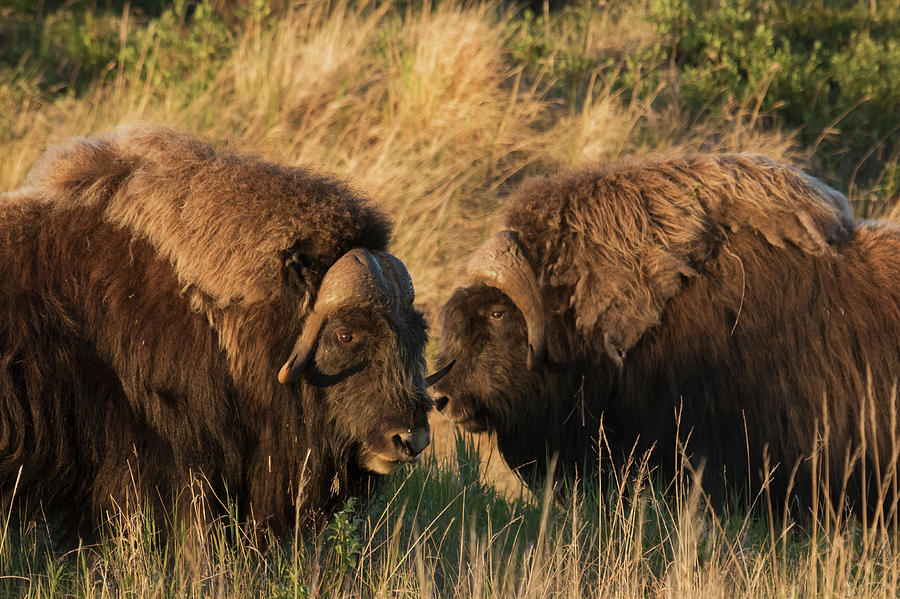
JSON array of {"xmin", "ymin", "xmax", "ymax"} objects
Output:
[
  {"xmin": 15, "ymin": 124, "xmax": 389, "ymax": 306},
  {"xmin": 506, "ymin": 153, "xmax": 854, "ymax": 360}
]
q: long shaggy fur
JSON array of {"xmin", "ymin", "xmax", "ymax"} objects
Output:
[
  {"xmin": 435, "ymin": 153, "xmax": 899, "ymax": 512},
  {"xmin": 18, "ymin": 124, "xmax": 389, "ymax": 307},
  {"xmin": 0, "ymin": 125, "xmax": 430, "ymax": 538}
]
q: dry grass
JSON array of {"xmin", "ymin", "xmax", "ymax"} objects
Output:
[
  {"xmin": 0, "ymin": 0, "xmax": 799, "ymax": 317},
  {"xmin": 5, "ymin": 424, "xmax": 900, "ymax": 598}
]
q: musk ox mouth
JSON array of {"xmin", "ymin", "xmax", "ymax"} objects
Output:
[
  {"xmin": 434, "ymin": 402, "xmax": 490, "ymax": 433},
  {"xmin": 364, "ymin": 453, "xmax": 419, "ymax": 474},
  {"xmin": 362, "ymin": 426, "xmax": 430, "ymax": 474}
]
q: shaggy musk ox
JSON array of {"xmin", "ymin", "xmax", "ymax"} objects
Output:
[
  {"xmin": 0, "ymin": 125, "xmax": 443, "ymax": 538},
  {"xmin": 433, "ymin": 153, "xmax": 900, "ymax": 512}
]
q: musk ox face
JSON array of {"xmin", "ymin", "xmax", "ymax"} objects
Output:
[
  {"xmin": 279, "ymin": 246, "xmax": 434, "ymax": 475},
  {"xmin": 306, "ymin": 305, "xmax": 433, "ymax": 474},
  {"xmin": 433, "ymin": 229, "xmax": 552, "ymax": 436},
  {"xmin": 433, "ymin": 284, "xmax": 542, "ymax": 434}
]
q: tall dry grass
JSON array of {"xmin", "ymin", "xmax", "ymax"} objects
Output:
[
  {"xmin": 0, "ymin": 0, "xmax": 800, "ymax": 316},
  {"xmin": 5, "ymin": 424, "xmax": 900, "ymax": 598}
]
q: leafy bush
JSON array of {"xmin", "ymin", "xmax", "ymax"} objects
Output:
[
  {"xmin": 506, "ymin": 0, "xmax": 899, "ymax": 209},
  {"xmin": 325, "ymin": 498, "xmax": 364, "ymax": 571},
  {"xmin": 652, "ymin": 0, "xmax": 900, "ymax": 206},
  {"xmin": 0, "ymin": 0, "xmax": 240, "ymax": 97}
]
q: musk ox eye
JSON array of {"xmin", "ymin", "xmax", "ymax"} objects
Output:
[
  {"xmin": 336, "ymin": 329, "xmax": 354, "ymax": 343},
  {"xmin": 489, "ymin": 310, "xmax": 504, "ymax": 320}
]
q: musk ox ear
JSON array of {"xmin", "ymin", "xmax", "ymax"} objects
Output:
[{"xmin": 280, "ymin": 241, "xmax": 329, "ymax": 313}]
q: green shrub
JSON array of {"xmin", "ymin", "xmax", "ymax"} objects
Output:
[
  {"xmin": 652, "ymin": 0, "xmax": 900, "ymax": 204},
  {"xmin": 0, "ymin": 0, "xmax": 243, "ymax": 98},
  {"xmin": 505, "ymin": 0, "xmax": 899, "ymax": 207}
]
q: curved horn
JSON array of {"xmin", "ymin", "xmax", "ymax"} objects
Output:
[
  {"xmin": 425, "ymin": 360, "xmax": 455, "ymax": 387},
  {"xmin": 278, "ymin": 248, "xmax": 414, "ymax": 384},
  {"xmin": 466, "ymin": 230, "xmax": 546, "ymax": 371}
]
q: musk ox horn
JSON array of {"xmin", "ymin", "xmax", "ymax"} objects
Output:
[
  {"xmin": 466, "ymin": 230, "xmax": 546, "ymax": 371},
  {"xmin": 425, "ymin": 360, "xmax": 455, "ymax": 387},
  {"xmin": 278, "ymin": 248, "xmax": 414, "ymax": 384}
]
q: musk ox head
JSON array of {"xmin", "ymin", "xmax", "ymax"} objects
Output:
[
  {"xmin": 432, "ymin": 154, "xmax": 854, "ymax": 470},
  {"xmin": 278, "ymin": 246, "xmax": 434, "ymax": 474},
  {"xmin": 432, "ymin": 232, "xmax": 549, "ymax": 433}
]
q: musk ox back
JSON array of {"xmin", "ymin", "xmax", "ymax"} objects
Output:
[
  {"xmin": 433, "ymin": 153, "xmax": 900, "ymax": 512},
  {"xmin": 0, "ymin": 125, "xmax": 436, "ymax": 539}
]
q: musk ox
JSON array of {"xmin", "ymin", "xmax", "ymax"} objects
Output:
[
  {"xmin": 432, "ymin": 153, "xmax": 900, "ymax": 512},
  {"xmin": 0, "ymin": 125, "xmax": 443, "ymax": 538}
]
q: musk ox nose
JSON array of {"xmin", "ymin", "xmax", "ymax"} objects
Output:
[{"xmin": 393, "ymin": 427, "xmax": 430, "ymax": 458}]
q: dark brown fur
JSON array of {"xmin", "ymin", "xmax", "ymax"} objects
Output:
[
  {"xmin": 435, "ymin": 154, "xmax": 900, "ymax": 513},
  {"xmin": 0, "ymin": 126, "xmax": 431, "ymax": 540}
]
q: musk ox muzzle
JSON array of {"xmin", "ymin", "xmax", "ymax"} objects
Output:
[{"xmin": 365, "ymin": 425, "xmax": 432, "ymax": 475}]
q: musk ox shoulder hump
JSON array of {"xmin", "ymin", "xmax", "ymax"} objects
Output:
[
  {"xmin": 504, "ymin": 153, "xmax": 854, "ymax": 361},
  {"xmin": 19, "ymin": 124, "xmax": 390, "ymax": 306}
]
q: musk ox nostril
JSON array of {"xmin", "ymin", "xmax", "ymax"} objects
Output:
[
  {"xmin": 394, "ymin": 428, "xmax": 430, "ymax": 458},
  {"xmin": 392, "ymin": 434, "xmax": 406, "ymax": 455},
  {"xmin": 434, "ymin": 396, "xmax": 449, "ymax": 412}
]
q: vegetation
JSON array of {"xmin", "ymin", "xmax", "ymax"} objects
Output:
[
  {"xmin": 511, "ymin": 0, "xmax": 900, "ymax": 212},
  {"xmin": 2, "ymin": 0, "xmax": 900, "ymax": 596},
  {"xmin": 5, "ymin": 431, "xmax": 900, "ymax": 598}
]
